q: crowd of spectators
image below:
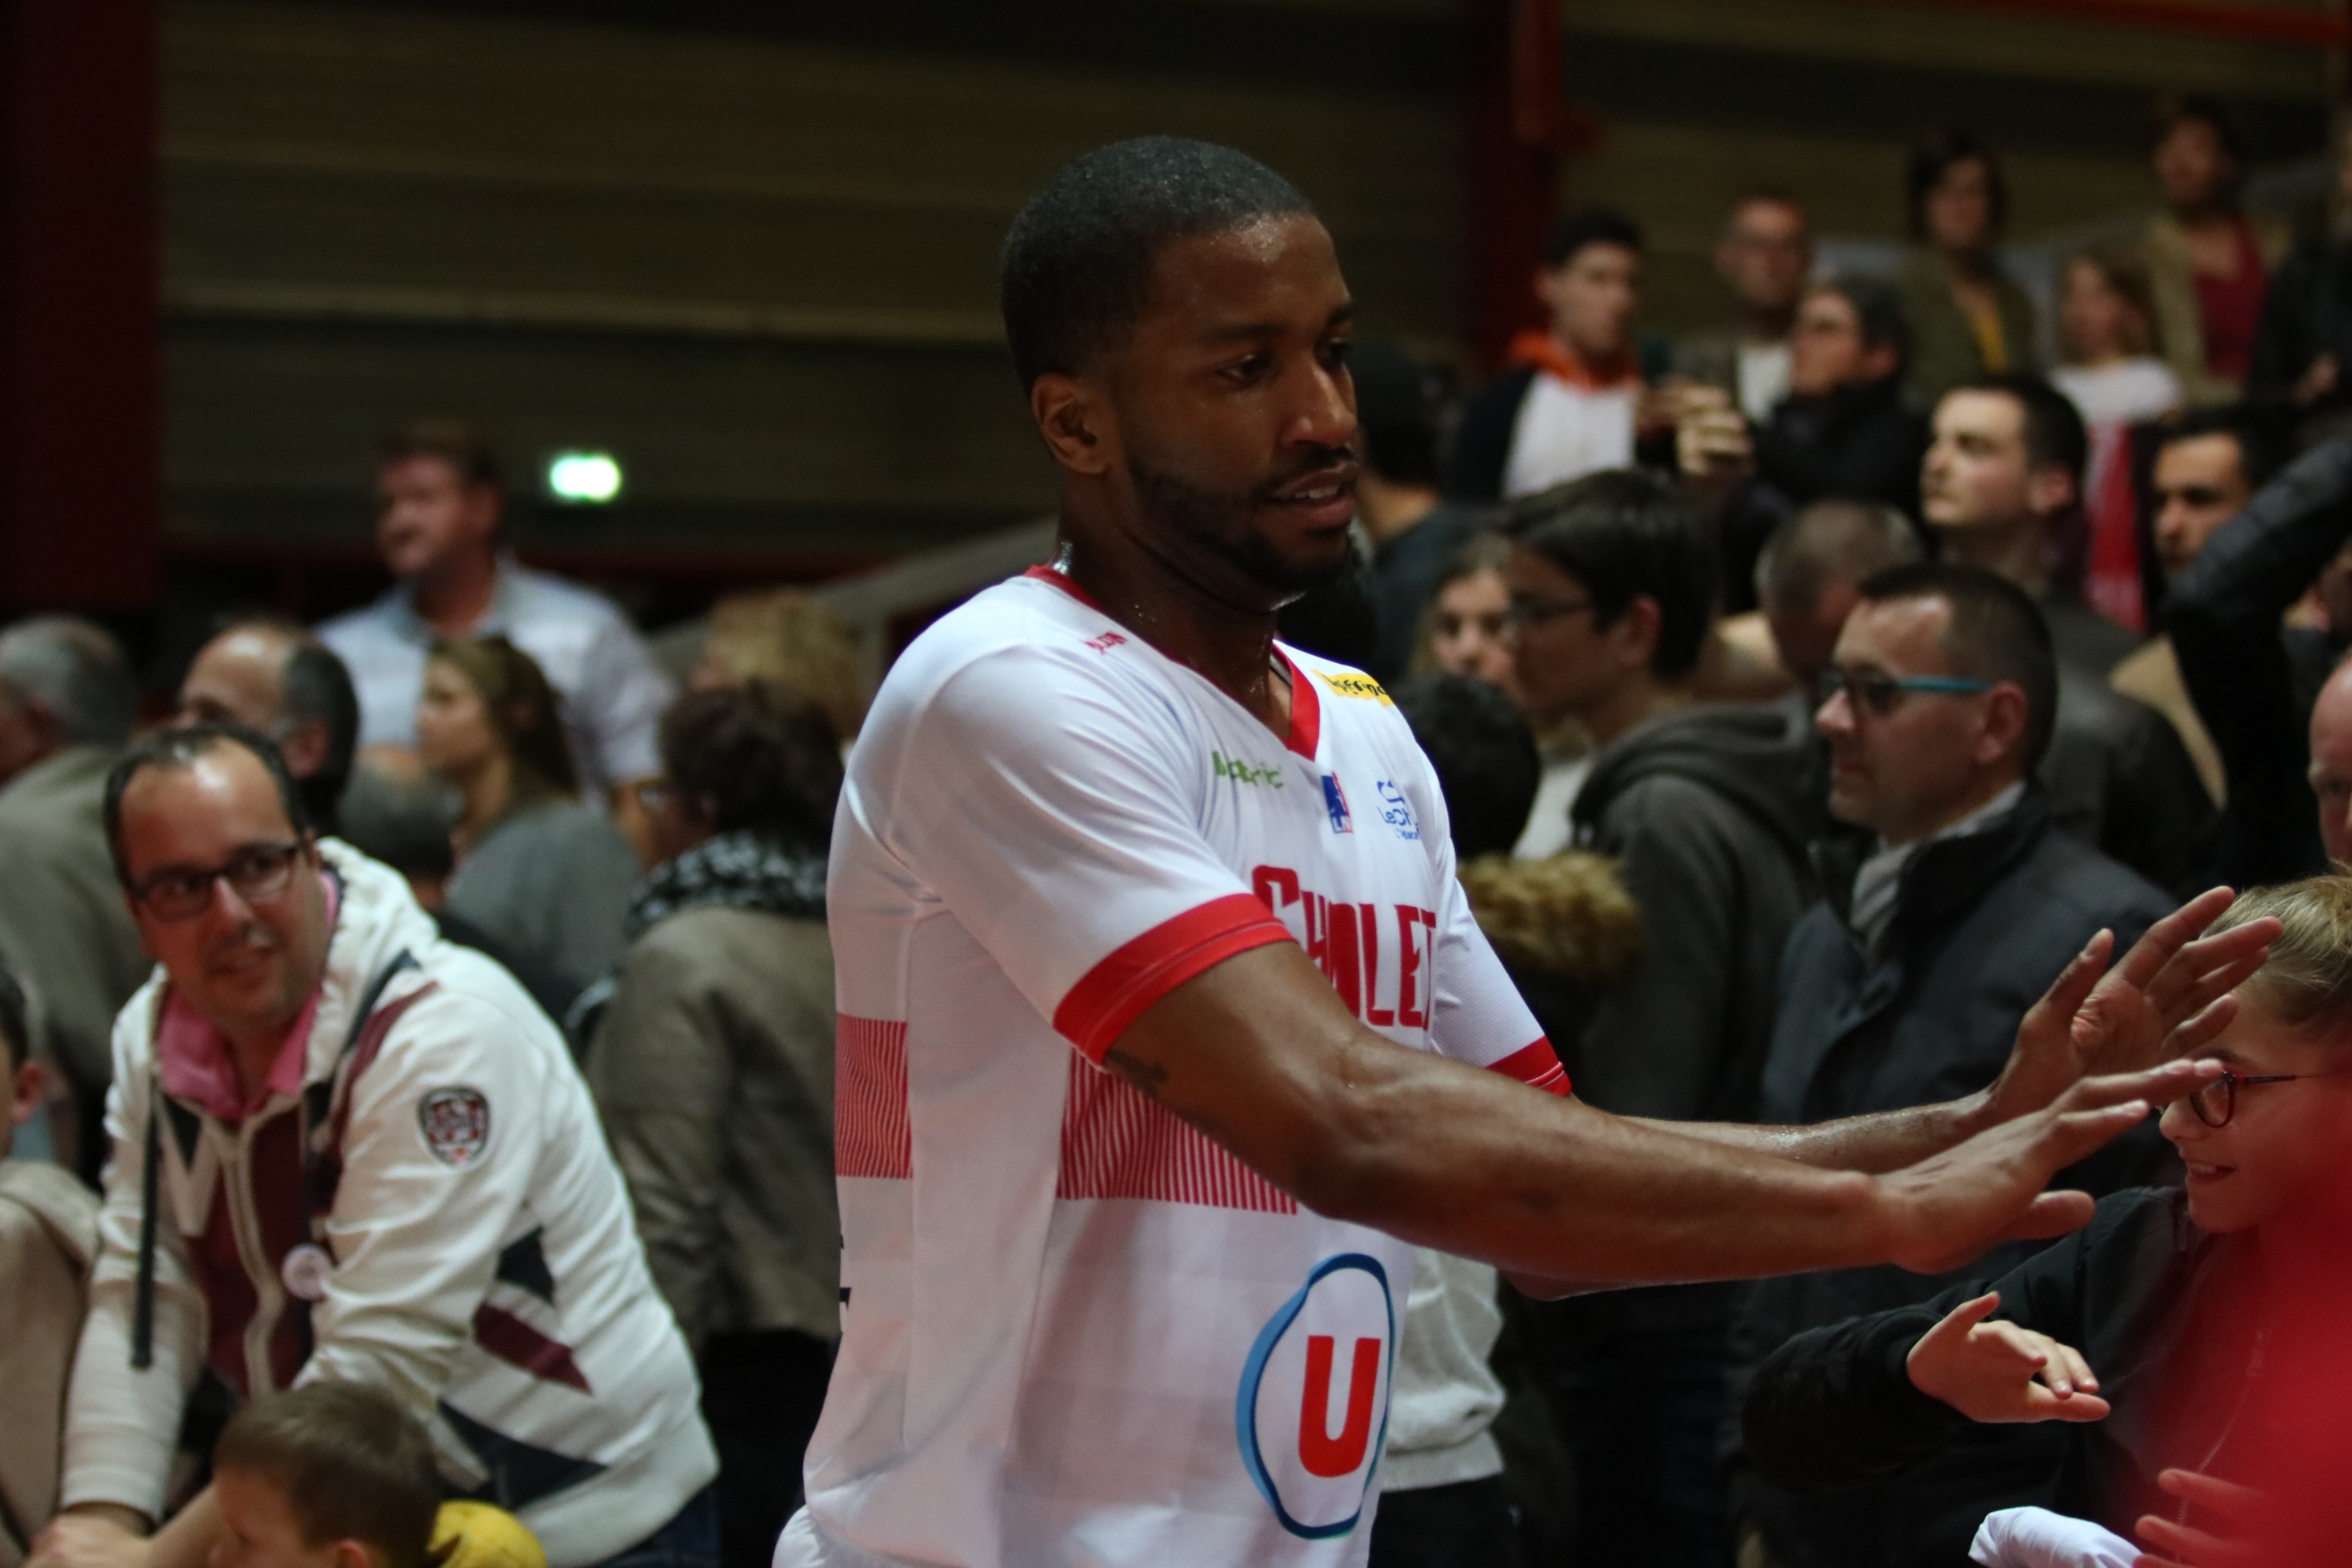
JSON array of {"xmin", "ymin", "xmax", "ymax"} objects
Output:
[{"xmin": 2, "ymin": 97, "xmax": 2350, "ymax": 1568}]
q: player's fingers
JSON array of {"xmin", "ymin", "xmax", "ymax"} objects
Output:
[
  {"xmin": 2060, "ymin": 1061, "xmax": 2214, "ymax": 1114},
  {"xmin": 2022, "ymin": 932, "xmax": 2112, "ymax": 1038},
  {"xmin": 2154, "ymin": 944, "xmax": 2272, "ymax": 1035},
  {"xmin": 2114, "ymin": 888, "xmax": 2237, "ymax": 991},
  {"xmin": 2143, "ymin": 918, "xmax": 2278, "ymax": 1019},
  {"xmin": 2134, "ymin": 1513, "xmax": 2241, "ymax": 1568},
  {"xmin": 2162, "ymin": 994, "xmax": 2238, "ymax": 1062},
  {"xmin": 2035, "ymin": 1102, "xmax": 2152, "ymax": 1173}
]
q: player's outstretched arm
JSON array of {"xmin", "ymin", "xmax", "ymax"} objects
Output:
[
  {"xmin": 1106, "ymin": 942, "xmax": 2218, "ymax": 1289},
  {"xmin": 1631, "ymin": 886, "xmax": 2275, "ymax": 1176}
]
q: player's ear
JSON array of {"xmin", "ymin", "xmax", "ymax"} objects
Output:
[{"xmin": 1031, "ymin": 372, "xmax": 1115, "ymax": 477}]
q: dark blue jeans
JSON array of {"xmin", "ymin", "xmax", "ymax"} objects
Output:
[{"xmin": 590, "ymin": 1487, "xmax": 721, "ymax": 1568}]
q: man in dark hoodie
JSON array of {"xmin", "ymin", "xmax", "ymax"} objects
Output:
[
  {"xmin": 1728, "ymin": 562, "xmax": 2174, "ymax": 1568},
  {"xmin": 1502, "ymin": 469, "xmax": 1819, "ymax": 1568}
]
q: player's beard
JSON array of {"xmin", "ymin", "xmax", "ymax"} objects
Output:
[{"xmin": 1126, "ymin": 451, "xmax": 1351, "ymax": 599}]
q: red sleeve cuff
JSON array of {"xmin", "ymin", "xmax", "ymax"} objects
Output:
[
  {"xmin": 1053, "ymin": 893, "xmax": 1295, "ymax": 1062},
  {"xmin": 1491, "ymin": 1038, "xmax": 1570, "ymax": 1097}
]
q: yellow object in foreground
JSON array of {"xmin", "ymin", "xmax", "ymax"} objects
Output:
[{"xmin": 432, "ymin": 1502, "xmax": 548, "ymax": 1568}]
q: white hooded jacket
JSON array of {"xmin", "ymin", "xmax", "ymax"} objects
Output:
[{"xmin": 62, "ymin": 841, "xmax": 715, "ymax": 1566}]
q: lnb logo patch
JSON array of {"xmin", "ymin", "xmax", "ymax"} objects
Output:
[
  {"xmin": 1321, "ymin": 774, "xmax": 1353, "ymax": 835},
  {"xmin": 1235, "ymin": 1253, "xmax": 1394, "ymax": 1540}
]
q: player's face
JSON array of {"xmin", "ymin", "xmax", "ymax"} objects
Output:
[
  {"xmin": 1106, "ymin": 215, "xmax": 1359, "ymax": 601},
  {"xmin": 209, "ymin": 1467, "xmax": 348, "ymax": 1568},
  {"xmin": 2159, "ymin": 1001, "xmax": 2352, "ymax": 1238}
]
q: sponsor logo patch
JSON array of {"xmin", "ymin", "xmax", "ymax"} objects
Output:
[
  {"xmin": 1236, "ymin": 1253, "xmax": 1395, "ymax": 1540},
  {"xmin": 418, "ymin": 1087, "xmax": 492, "ymax": 1167},
  {"xmin": 1213, "ymin": 750, "xmax": 1286, "ymax": 789},
  {"xmin": 1374, "ymin": 779, "xmax": 1419, "ymax": 841},
  {"xmin": 1317, "ymin": 672, "xmax": 1392, "ymax": 705},
  {"xmin": 1321, "ymin": 774, "xmax": 1353, "ymax": 835}
]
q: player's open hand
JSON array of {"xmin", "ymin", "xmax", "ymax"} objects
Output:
[
  {"xmin": 1904, "ymin": 1292, "xmax": 2109, "ymax": 1425},
  {"xmin": 1875, "ymin": 1058, "xmax": 2222, "ymax": 1276},
  {"xmin": 1986, "ymin": 890, "xmax": 2276, "ymax": 1128}
]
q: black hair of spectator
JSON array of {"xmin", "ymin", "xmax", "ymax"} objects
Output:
[
  {"xmin": 214, "ymin": 1383, "xmax": 441, "ymax": 1568},
  {"xmin": 1757, "ymin": 498, "xmax": 1925, "ymax": 616},
  {"xmin": 1807, "ymin": 276, "xmax": 1913, "ymax": 376},
  {"xmin": 660, "ymin": 680, "xmax": 843, "ymax": 851},
  {"xmin": 1349, "ymin": 341, "xmax": 1442, "ymax": 488},
  {"xmin": 2154, "ymin": 403, "xmax": 2290, "ymax": 492},
  {"xmin": 1541, "ymin": 206, "xmax": 1643, "ymax": 270},
  {"xmin": 1277, "ymin": 556, "xmax": 1382, "ymax": 670},
  {"xmin": 209, "ymin": 617, "xmax": 360, "ymax": 835},
  {"xmin": 1390, "ymin": 673, "xmax": 1541, "ymax": 861},
  {"xmin": 0, "ymin": 962, "xmax": 26, "ymax": 1073},
  {"xmin": 1954, "ymin": 371, "xmax": 2090, "ymax": 492},
  {"xmin": 373, "ymin": 416, "xmax": 501, "ymax": 492},
  {"xmin": 1905, "ymin": 127, "xmax": 2008, "ymax": 243},
  {"xmin": 104, "ymin": 722, "xmax": 313, "ymax": 885},
  {"xmin": 1503, "ymin": 469, "xmax": 1716, "ymax": 680},
  {"xmin": 334, "ymin": 767, "xmax": 458, "ymax": 884},
  {"xmin": 2149, "ymin": 94, "xmax": 2249, "ymax": 186},
  {"xmin": 1858, "ymin": 561, "xmax": 2059, "ymax": 771},
  {"xmin": 998, "ymin": 137, "xmax": 1316, "ymax": 390}
]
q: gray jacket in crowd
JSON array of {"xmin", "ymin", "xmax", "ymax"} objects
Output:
[
  {"xmin": 0, "ymin": 746, "xmax": 153, "ymax": 1172},
  {"xmin": 446, "ymin": 798, "xmax": 639, "ymax": 1001},
  {"xmin": 588, "ymin": 903, "xmax": 839, "ymax": 1351},
  {"xmin": 1729, "ymin": 787, "xmax": 2173, "ymax": 1568}
]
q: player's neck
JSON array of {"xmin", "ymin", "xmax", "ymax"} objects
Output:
[{"xmin": 1054, "ymin": 531, "xmax": 1291, "ymax": 738}]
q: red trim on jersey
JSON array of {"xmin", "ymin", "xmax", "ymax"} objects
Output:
[
  {"xmin": 1491, "ymin": 1038, "xmax": 1570, "ymax": 1097},
  {"xmin": 835, "ymin": 1015, "xmax": 913, "ymax": 1178},
  {"xmin": 1280, "ymin": 652, "xmax": 1321, "ymax": 759},
  {"xmin": 1054, "ymin": 894, "xmax": 1294, "ymax": 1062},
  {"xmin": 471, "ymin": 1303, "xmax": 593, "ymax": 1393},
  {"xmin": 1057, "ymin": 1055, "xmax": 1298, "ymax": 1212},
  {"xmin": 1022, "ymin": 562, "xmax": 1104, "ymax": 611}
]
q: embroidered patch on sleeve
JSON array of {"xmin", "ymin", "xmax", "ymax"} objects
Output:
[{"xmin": 418, "ymin": 1087, "xmax": 492, "ymax": 1167}]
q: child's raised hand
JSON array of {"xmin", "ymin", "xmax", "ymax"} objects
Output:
[{"xmin": 1904, "ymin": 1292, "xmax": 2112, "ymax": 1424}]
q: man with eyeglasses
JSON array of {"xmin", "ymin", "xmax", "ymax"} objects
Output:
[
  {"xmin": 1729, "ymin": 562, "xmax": 2178, "ymax": 1568},
  {"xmin": 38, "ymin": 723, "xmax": 719, "ymax": 1568}
]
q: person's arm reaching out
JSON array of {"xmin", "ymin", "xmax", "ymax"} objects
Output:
[{"xmin": 1103, "ymin": 887, "xmax": 2268, "ymax": 1294}]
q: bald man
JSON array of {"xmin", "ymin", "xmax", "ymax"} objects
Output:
[
  {"xmin": 2305, "ymin": 664, "xmax": 2352, "ymax": 865},
  {"xmin": 176, "ymin": 620, "xmax": 360, "ymax": 834}
]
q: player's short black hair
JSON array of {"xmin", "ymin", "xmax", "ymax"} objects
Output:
[
  {"xmin": 1541, "ymin": 207, "xmax": 1643, "ymax": 270},
  {"xmin": 1390, "ymin": 672, "xmax": 1541, "ymax": 861},
  {"xmin": 1503, "ymin": 469, "xmax": 1717, "ymax": 680},
  {"xmin": 1858, "ymin": 561, "xmax": 2058, "ymax": 771},
  {"xmin": 1952, "ymin": 373, "xmax": 2090, "ymax": 492},
  {"xmin": 999, "ymin": 137, "xmax": 1316, "ymax": 390}
]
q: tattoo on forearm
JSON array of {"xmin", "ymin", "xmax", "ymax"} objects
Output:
[{"xmin": 1104, "ymin": 1049, "xmax": 1168, "ymax": 1099}]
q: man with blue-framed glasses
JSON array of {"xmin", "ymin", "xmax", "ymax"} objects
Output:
[{"xmin": 1732, "ymin": 561, "xmax": 2183, "ymax": 1568}]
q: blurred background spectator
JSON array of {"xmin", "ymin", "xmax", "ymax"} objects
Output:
[
  {"xmin": 2050, "ymin": 248, "xmax": 2182, "ymax": 631},
  {"xmin": 690, "ymin": 590, "xmax": 867, "ymax": 746},
  {"xmin": 415, "ymin": 635, "xmax": 639, "ymax": 1001},
  {"xmin": 1674, "ymin": 193, "xmax": 1814, "ymax": 424},
  {"xmin": 0, "ymin": 617, "xmax": 149, "ymax": 1182},
  {"xmin": 588, "ymin": 681, "xmax": 839, "ymax": 1568},
  {"xmin": 1351, "ymin": 342, "xmax": 1487, "ymax": 684},
  {"xmin": 2143, "ymin": 96, "xmax": 2288, "ymax": 407},
  {"xmin": 1898, "ymin": 129, "xmax": 2039, "ymax": 409},
  {"xmin": 174, "ymin": 618, "xmax": 360, "ymax": 834}
]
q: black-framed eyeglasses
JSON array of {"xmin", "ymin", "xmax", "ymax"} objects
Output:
[
  {"xmin": 2180, "ymin": 1066, "xmax": 2352, "ymax": 1128},
  {"xmin": 1815, "ymin": 665, "xmax": 1995, "ymax": 719},
  {"xmin": 1506, "ymin": 594, "xmax": 1595, "ymax": 629},
  {"xmin": 129, "ymin": 842, "xmax": 304, "ymax": 922}
]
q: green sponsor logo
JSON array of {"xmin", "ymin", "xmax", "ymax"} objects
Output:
[{"xmin": 1212, "ymin": 750, "xmax": 1286, "ymax": 789}]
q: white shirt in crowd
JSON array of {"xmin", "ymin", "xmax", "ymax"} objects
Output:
[
  {"xmin": 1502, "ymin": 375, "xmax": 1638, "ymax": 499},
  {"xmin": 2051, "ymin": 358, "xmax": 2184, "ymax": 511},
  {"xmin": 782, "ymin": 566, "xmax": 1563, "ymax": 1568},
  {"xmin": 318, "ymin": 557, "xmax": 674, "ymax": 797},
  {"xmin": 1737, "ymin": 340, "xmax": 1792, "ymax": 423}
]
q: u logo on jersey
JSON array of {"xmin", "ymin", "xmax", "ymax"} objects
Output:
[{"xmin": 1235, "ymin": 1253, "xmax": 1395, "ymax": 1539}]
